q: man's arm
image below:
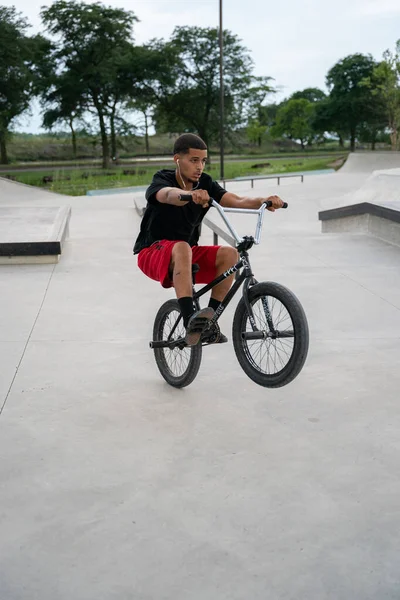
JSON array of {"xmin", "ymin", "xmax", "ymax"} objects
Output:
[
  {"xmin": 156, "ymin": 187, "xmax": 210, "ymax": 207},
  {"xmin": 220, "ymin": 192, "xmax": 284, "ymax": 212}
]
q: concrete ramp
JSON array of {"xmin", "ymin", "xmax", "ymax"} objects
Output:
[
  {"xmin": 0, "ymin": 177, "xmax": 71, "ymax": 264},
  {"xmin": 0, "ymin": 206, "xmax": 71, "ymax": 264},
  {"xmin": 319, "ymin": 168, "xmax": 400, "ymax": 245},
  {"xmin": 332, "ymin": 168, "xmax": 400, "ymax": 207},
  {"xmin": 340, "ymin": 151, "xmax": 400, "ymax": 173}
]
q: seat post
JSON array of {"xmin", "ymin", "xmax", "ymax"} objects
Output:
[{"xmin": 191, "ymin": 263, "xmax": 200, "ymax": 285}]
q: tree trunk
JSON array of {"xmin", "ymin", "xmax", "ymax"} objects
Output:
[
  {"xmin": 110, "ymin": 112, "xmax": 117, "ymax": 162},
  {"xmin": 350, "ymin": 128, "xmax": 356, "ymax": 152},
  {"xmin": 69, "ymin": 118, "xmax": 77, "ymax": 159},
  {"xmin": 144, "ymin": 112, "xmax": 149, "ymax": 154},
  {"xmin": 0, "ymin": 130, "xmax": 9, "ymax": 164},
  {"xmin": 390, "ymin": 128, "xmax": 398, "ymax": 151},
  {"xmin": 92, "ymin": 93, "xmax": 110, "ymax": 169},
  {"xmin": 98, "ymin": 111, "xmax": 110, "ymax": 169},
  {"xmin": 101, "ymin": 126, "xmax": 110, "ymax": 168},
  {"xmin": 338, "ymin": 134, "xmax": 344, "ymax": 148}
]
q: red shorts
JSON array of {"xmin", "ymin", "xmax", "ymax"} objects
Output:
[{"xmin": 137, "ymin": 240, "xmax": 220, "ymax": 288}]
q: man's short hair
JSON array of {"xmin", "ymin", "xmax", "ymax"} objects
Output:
[{"xmin": 173, "ymin": 133, "xmax": 207, "ymax": 155}]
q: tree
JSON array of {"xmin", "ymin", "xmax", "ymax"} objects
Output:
[
  {"xmin": 0, "ymin": 7, "xmax": 51, "ymax": 164},
  {"xmin": 151, "ymin": 26, "xmax": 274, "ymax": 149},
  {"xmin": 41, "ymin": 71, "xmax": 85, "ymax": 158},
  {"xmin": 244, "ymin": 83, "xmax": 276, "ymax": 146},
  {"xmin": 271, "ymin": 99, "xmax": 315, "ymax": 150},
  {"xmin": 290, "ymin": 87, "xmax": 326, "ymax": 103},
  {"xmin": 325, "ymin": 54, "xmax": 379, "ymax": 151},
  {"xmin": 362, "ymin": 42, "xmax": 400, "ymax": 150},
  {"xmin": 41, "ymin": 0, "xmax": 140, "ymax": 168},
  {"xmin": 313, "ymin": 98, "xmax": 347, "ymax": 147}
]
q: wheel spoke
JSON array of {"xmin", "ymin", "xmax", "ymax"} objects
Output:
[
  {"xmin": 160, "ymin": 309, "xmax": 191, "ymax": 377},
  {"xmin": 243, "ymin": 294, "xmax": 295, "ymax": 375}
]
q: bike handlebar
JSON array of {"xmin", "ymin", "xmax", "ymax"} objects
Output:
[
  {"xmin": 178, "ymin": 194, "xmax": 288, "ymax": 247},
  {"xmin": 178, "ymin": 194, "xmax": 288, "ymax": 210},
  {"xmin": 264, "ymin": 200, "xmax": 288, "ymax": 209}
]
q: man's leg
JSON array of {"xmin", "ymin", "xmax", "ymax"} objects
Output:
[
  {"xmin": 170, "ymin": 242, "xmax": 213, "ymax": 344},
  {"xmin": 170, "ymin": 241, "xmax": 193, "ymax": 300}
]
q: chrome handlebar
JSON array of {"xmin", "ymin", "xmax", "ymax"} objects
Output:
[
  {"xmin": 178, "ymin": 194, "xmax": 287, "ymax": 247},
  {"xmin": 209, "ymin": 199, "xmax": 268, "ymax": 246}
]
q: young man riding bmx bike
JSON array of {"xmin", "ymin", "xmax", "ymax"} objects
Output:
[{"xmin": 134, "ymin": 133, "xmax": 284, "ymax": 346}]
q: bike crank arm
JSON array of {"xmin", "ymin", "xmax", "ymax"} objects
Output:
[{"xmin": 242, "ymin": 330, "xmax": 294, "ymax": 340}]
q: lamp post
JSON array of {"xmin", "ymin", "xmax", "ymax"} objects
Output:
[{"xmin": 219, "ymin": 0, "xmax": 224, "ymax": 180}]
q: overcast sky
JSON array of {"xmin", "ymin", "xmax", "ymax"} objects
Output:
[{"xmin": 3, "ymin": 0, "xmax": 400, "ymax": 133}]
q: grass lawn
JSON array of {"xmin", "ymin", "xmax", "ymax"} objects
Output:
[{"xmin": 3, "ymin": 156, "xmax": 344, "ymax": 196}]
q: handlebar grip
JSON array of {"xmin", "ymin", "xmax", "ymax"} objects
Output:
[
  {"xmin": 178, "ymin": 194, "xmax": 192, "ymax": 202},
  {"xmin": 264, "ymin": 201, "xmax": 288, "ymax": 209}
]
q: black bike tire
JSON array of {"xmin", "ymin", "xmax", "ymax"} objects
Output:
[
  {"xmin": 232, "ymin": 282, "xmax": 309, "ymax": 388},
  {"xmin": 153, "ymin": 299, "xmax": 202, "ymax": 388}
]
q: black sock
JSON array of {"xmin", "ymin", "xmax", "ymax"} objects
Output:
[
  {"xmin": 208, "ymin": 297, "xmax": 221, "ymax": 312},
  {"xmin": 178, "ymin": 296, "xmax": 195, "ymax": 327}
]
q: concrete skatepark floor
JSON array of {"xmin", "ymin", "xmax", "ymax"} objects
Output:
[{"xmin": 1, "ymin": 154, "xmax": 400, "ymax": 599}]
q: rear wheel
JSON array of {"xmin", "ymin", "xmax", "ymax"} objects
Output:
[
  {"xmin": 233, "ymin": 282, "xmax": 309, "ymax": 388},
  {"xmin": 153, "ymin": 299, "xmax": 202, "ymax": 388}
]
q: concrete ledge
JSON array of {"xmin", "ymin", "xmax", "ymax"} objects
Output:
[
  {"xmin": 319, "ymin": 202, "xmax": 400, "ymax": 224},
  {"xmin": 319, "ymin": 202, "xmax": 400, "ymax": 246},
  {"xmin": 0, "ymin": 206, "xmax": 71, "ymax": 263}
]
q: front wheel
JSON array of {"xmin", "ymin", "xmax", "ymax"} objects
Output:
[
  {"xmin": 232, "ymin": 282, "xmax": 309, "ymax": 388},
  {"xmin": 153, "ymin": 299, "xmax": 202, "ymax": 388}
]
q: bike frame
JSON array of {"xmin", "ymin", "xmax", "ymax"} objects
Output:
[
  {"xmin": 192, "ymin": 250, "xmax": 257, "ymax": 327},
  {"xmin": 154, "ymin": 200, "xmax": 277, "ymax": 348}
]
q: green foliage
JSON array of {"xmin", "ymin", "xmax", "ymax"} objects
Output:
[
  {"xmin": 0, "ymin": 6, "xmax": 51, "ymax": 163},
  {"xmin": 1, "ymin": 3, "xmax": 398, "ymax": 157},
  {"xmin": 5, "ymin": 131, "xmax": 179, "ymax": 162},
  {"xmin": 271, "ymin": 99, "xmax": 316, "ymax": 149},
  {"xmin": 361, "ymin": 42, "xmax": 400, "ymax": 149},
  {"xmin": 246, "ymin": 120, "xmax": 267, "ymax": 146},
  {"xmin": 152, "ymin": 26, "xmax": 274, "ymax": 148},
  {"xmin": 324, "ymin": 53, "xmax": 380, "ymax": 151},
  {"xmin": 290, "ymin": 88, "xmax": 326, "ymax": 103},
  {"xmin": 40, "ymin": 1, "xmax": 154, "ymax": 167}
]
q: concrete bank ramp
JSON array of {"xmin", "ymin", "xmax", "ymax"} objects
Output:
[
  {"xmin": 319, "ymin": 168, "xmax": 400, "ymax": 245},
  {"xmin": 340, "ymin": 151, "xmax": 400, "ymax": 173},
  {"xmin": 0, "ymin": 177, "xmax": 71, "ymax": 263},
  {"xmin": 323, "ymin": 168, "xmax": 400, "ymax": 208}
]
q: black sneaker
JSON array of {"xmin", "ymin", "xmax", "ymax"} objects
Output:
[
  {"xmin": 185, "ymin": 307, "xmax": 214, "ymax": 346},
  {"xmin": 202, "ymin": 322, "xmax": 228, "ymax": 345}
]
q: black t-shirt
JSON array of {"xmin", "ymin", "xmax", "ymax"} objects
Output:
[{"xmin": 133, "ymin": 169, "xmax": 227, "ymax": 254}]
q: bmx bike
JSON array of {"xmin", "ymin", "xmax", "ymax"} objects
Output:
[{"xmin": 149, "ymin": 198, "xmax": 309, "ymax": 388}]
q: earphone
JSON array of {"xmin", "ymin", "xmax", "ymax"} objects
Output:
[
  {"xmin": 176, "ymin": 158, "xmax": 200, "ymax": 191},
  {"xmin": 176, "ymin": 159, "xmax": 186, "ymax": 188}
]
